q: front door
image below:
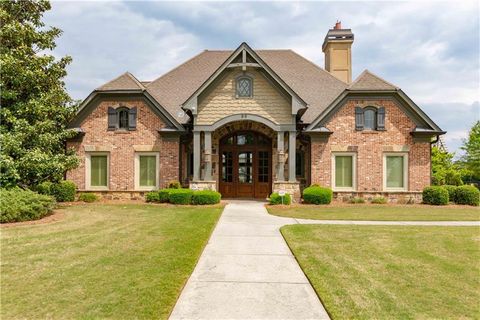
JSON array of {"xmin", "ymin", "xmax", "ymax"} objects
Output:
[{"xmin": 219, "ymin": 132, "xmax": 272, "ymax": 199}]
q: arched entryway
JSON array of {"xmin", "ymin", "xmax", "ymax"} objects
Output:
[{"xmin": 219, "ymin": 131, "xmax": 272, "ymax": 198}]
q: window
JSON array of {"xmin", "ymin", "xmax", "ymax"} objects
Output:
[
  {"xmin": 86, "ymin": 153, "xmax": 109, "ymax": 190},
  {"xmin": 118, "ymin": 109, "xmax": 129, "ymax": 129},
  {"xmin": 355, "ymin": 106, "xmax": 386, "ymax": 131},
  {"xmin": 384, "ymin": 153, "xmax": 408, "ymax": 191},
  {"xmin": 108, "ymin": 106, "xmax": 137, "ymax": 131},
  {"xmin": 364, "ymin": 108, "xmax": 376, "ymax": 130},
  {"xmin": 296, "ymin": 150, "xmax": 305, "ymax": 177},
  {"xmin": 135, "ymin": 153, "xmax": 159, "ymax": 190},
  {"xmin": 236, "ymin": 76, "xmax": 253, "ymax": 98},
  {"xmin": 332, "ymin": 153, "xmax": 356, "ymax": 191}
]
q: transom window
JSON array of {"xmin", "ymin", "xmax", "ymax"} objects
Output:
[
  {"xmin": 384, "ymin": 153, "xmax": 408, "ymax": 191},
  {"xmin": 332, "ymin": 153, "xmax": 356, "ymax": 191},
  {"xmin": 236, "ymin": 76, "xmax": 253, "ymax": 98}
]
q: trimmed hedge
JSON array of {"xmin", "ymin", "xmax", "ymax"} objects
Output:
[
  {"xmin": 158, "ymin": 189, "xmax": 174, "ymax": 203},
  {"xmin": 443, "ymin": 185, "xmax": 458, "ymax": 202},
  {"xmin": 455, "ymin": 185, "xmax": 480, "ymax": 206},
  {"xmin": 422, "ymin": 186, "xmax": 449, "ymax": 205},
  {"xmin": 303, "ymin": 186, "xmax": 332, "ymax": 205},
  {"xmin": 192, "ymin": 190, "xmax": 221, "ymax": 205},
  {"xmin": 145, "ymin": 191, "xmax": 160, "ymax": 202},
  {"xmin": 37, "ymin": 180, "xmax": 76, "ymax": 202},
  {"xmin": 168, "ymin": 189, "xmax": 193, "ymax": 205},
  {"xmin": 0, "ymin": 188, "xmax": 56, "ymax": 223},
  {"xmin": 78, "ymin": 193, "xmax": 98, "ymax": 203},
  {"xmin": 269, "ymin": 192, "xmax": 291, "ymax": 205}
]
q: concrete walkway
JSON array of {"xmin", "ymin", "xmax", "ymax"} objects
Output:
[
  {"xmin": 170, "ymin": 200, "xmax": 329, "ymax": 319},
  {"xmin": 170, "ymin": 200, "xmax": 479, "ymax": 320}
]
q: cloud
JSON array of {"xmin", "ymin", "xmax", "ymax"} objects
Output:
[{"xmin": 45, "ymin": 0, "xmax": 479, "ymax": 153}]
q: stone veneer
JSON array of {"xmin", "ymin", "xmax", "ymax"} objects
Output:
[{"xmin": 273, "ymin": 181, "xmax": 301, "ymax": 202}]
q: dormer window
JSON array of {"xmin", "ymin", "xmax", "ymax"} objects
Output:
[
  {"xmin": 236, "ymin": 76, "xmax": 253, "ymax": 98},
  {"xmin": 108, "ymin": 106, "xmax": 137, "ymax": 131}
]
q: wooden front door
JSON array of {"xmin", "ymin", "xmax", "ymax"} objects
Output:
[{"xmin": 219, "ymin": 131, "xmax": 272, "ymax": 199}]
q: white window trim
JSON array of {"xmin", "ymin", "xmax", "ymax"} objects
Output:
[
  {"xmin": 85, "ymin": 152, "xmax": 110, "ymax": 191},
  {"xmin": 331, "ymin": 152, "xmax": 357, "ymax": 191},
  {"xmin": 134, "ymin": 152, "xmax": 160, "ymax": 191},
  {"xmin": 383, "ymin": 152, "xmax": 409, "ymax": 192}
]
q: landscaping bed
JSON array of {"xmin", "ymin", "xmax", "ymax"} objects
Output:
[
  {"xmin": 281, "ymin": 225, "xmax": 480, "ymax": 319},
  {"xmin": 1, "ymin": 203, "xmax": 223, "ymax": 319}
]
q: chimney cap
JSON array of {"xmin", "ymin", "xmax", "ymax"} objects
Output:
[
  {"xmin": 334, "ymin": 20, "xmax": 342, "ymax": 30},
  {"xmin": 322, "ymin": 23, "xmax": 354, "ymax": 51}
]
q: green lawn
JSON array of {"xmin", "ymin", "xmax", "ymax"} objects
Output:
[
  {"xmin": 1, "ymin": 203, "xmax": 223, "ymax": 319},
  {"xmin": 281, "ymin": 225, "xmax": 480, "ymax": 319},
  {"xmin": 268, "ymin": 204, "xmax": 480, "ymax": 221}
]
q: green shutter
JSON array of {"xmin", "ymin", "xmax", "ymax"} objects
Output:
[
  {"xmin": 335, "ymin": 156, "xmax": 353, "ymax": 188},
  {"xmin": 91, "ymin": 156, "xmax": 107, "ymax": 187},
  {"xmin": 386, "ymin": 156, "xmax": 404, "ymax": 188},
  {"xmin": 140, "ymin": 155, "xmax": 156, "ymax": 187}
]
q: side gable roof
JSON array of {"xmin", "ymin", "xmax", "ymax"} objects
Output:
[
  {"xmin": 96, "ymin": 72, "xmax": 145, "ymax": 91},
  {"xmin": 348, "ymin": 70, "xmax": 398, "ymax": 91}
]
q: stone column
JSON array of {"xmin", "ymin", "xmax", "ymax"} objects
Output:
[
  {"xmin": 277, "ymin": 131, "xmax": 285, "ymax": 181},
  {"xmin": 204, "ymin": 131, "xmax": 212, "ymax": 180},
  {"xmin": 193, "ymin": 131, "xmax": 201, "ymax": 181},
  {"xmin": 288, "ymin": 130, "xmax": 296, "ymax": 182}
]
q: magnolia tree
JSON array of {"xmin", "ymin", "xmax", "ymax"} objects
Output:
[{"xmin": 0, "ymin": 0, "xmax": 79, "ymax": 188}]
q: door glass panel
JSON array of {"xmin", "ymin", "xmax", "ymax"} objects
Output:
[
  {"xmin": 237, "ymin": 133, "xmax": 254, "ymax": 145},
  {"xmin": 238, "ymin": 152, "xmax": 253, "ymax": 183},
  {"xmin": 258, "ymin": 151, "xmax": 269, "ymax": 183},
  {"xmin": 222, "ymin": 152, "xmax": 233, "ymax": 182},
  {"xmin": 257, "ymin": 134, "xmax": 270, "ymax": 146},
  {"xmin": 386, "ymin": 156, "xmax": 404, "ymax": 188},
  {"xmin": 91, "ymin": 155, "xmax": 108, "ymax": 187},
  {"xmin": 139, "ymin": 155, "xmax": 156, "ymax": 187}
]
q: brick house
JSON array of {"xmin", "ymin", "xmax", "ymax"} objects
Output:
[{"xmin": 67, "ymin": 23, "xmax": 445, "ymax": 202}]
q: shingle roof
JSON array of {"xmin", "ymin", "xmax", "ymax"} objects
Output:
[
  {"xmin": 348, "ymin": 70, "xmax": 398, "ymax": 91},
  {"xmin": 95, "ymin": 52, "xmax": 398, "ymax": 124},
  {"xmin": 96, "ymin": 72, "xmax": 144, "ymax": 91}
]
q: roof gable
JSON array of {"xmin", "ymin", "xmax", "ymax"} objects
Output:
[
  {"xmin": 348, "ymin": 70, "xmax": 398, "ymax": 91},
  {"xmin": 96, "ymin": 72, "xmax": 145, "ymax": 91}
]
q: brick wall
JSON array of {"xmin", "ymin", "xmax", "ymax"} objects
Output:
[
  {"xmin": 311, "ymin": 98, "xmax": 431, "ymax": 192},
  {"xmin": 67, "ymin": 99, "xmax": 179, "ymax": 191}
]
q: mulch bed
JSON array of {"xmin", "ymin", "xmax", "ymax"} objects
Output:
[{"xmin": 1, "ymin": 210, "xmax": 65, "ymax": 228}]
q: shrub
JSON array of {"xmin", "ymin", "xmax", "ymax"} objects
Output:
[
  {"xmin": 422, "ymin": 186, "xmax": 449, "ymax": 205},
  {"xmin": 145, "ymin": 191, "xmax": 160, "ymax": 203},
  {"xmin": 349, "ymin": 197, "xmax": 365, "ymax": 204},
  {"xmin": 371, "ymin": 196, "xmax": 387, "ymax": 204},
  {"xmin": 168, "ymin": 180, "xmax": 181, "ymax": 189},
  {"xmin": 159, "ymin": 189, "xmax": 175, "ymax": 203},
  {"xmin": 0, "ymin": 188, "xmax": 56, "ymax": 223},
  {"xmin": 78, "ymin": 193, "xmax": 98, "ymax": 203},
  {"xmin": 192, "ymin": 190, "xmax": 221, "ymax": 205},
  {"xmin": 455, "ymin": 185, "xmax": 480, "ymax": 206},
  {"xmin": 50, "ymin": 180, "xmax": 76, "ymax": 202},
  {"xmin": 303, "ymin": 186, "xmax": 332, "ymax": 205},
  {"xmin": 168, "ymin": 188, "xmax": 193, "ymax": 205},
  {"xmin": 269, "ymin": 192, "xmax": 292, "ymax": 205},
  {"xmin": 36, "ymin": 181, "xmax": 53, "ymax": 195},
  {"xmin": 443, "ymin": 185, "xmax": 458, "ymax": 202}
]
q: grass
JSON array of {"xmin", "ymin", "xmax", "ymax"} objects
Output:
[
  {"xmin": 268, "ymin": 204, "xmax": 480, "ymax": 221},
  {"xmin": 1, "ymin": 203, "xmax": 223, "ymax": 319},
  {"xmin": 281, "ymin": 225, "xmax": 480, "ymax": 319}
]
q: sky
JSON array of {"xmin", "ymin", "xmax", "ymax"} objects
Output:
[{"xmin": 44, "ymin": 0, "xmax": 480, "ymax": 155}]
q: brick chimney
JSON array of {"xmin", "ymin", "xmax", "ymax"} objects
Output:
[{"xmin": 322, "ymin": 21, "xmax": 354, "ymax": 83}]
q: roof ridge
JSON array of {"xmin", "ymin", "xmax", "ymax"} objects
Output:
[
  {"xmin": 146, "ymin": 50, "xmax": 211, "ymax": 86},
  {"xmin": 125, "ymin": 71, "xmax": 145, "ymax": 90},
  {"xmin": 347, "ymin": 69, "xmax": 369, "ymax": 89},
  {"xmin": 287, "ymin": 49, "xmax": 349, "ymax": 86},
  {"xmin": 349, "ymin": 69, "xmax": 399, "ymax": 90},
  {"xmin": 96, "ymin": 71, "xmax": 143, "ymax": 91}
]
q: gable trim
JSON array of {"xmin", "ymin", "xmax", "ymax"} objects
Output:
[
  {"xmin": 69, "ymin": 91, "xmax": 184, "ymax": 131},
  {"xmin": 305, "ymin": 90, "xmax": 444, "ymax": 133},
  {"xmin": 182, "ymin": 42, "xmax": 307, "ymax": 115}
]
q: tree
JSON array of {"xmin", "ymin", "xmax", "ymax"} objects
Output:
[
  {"xmin": 460, "ymin": 121, "xmax": 480, "ymax": 181},
  {"xmin": 431, "ymin": 146, "xmax": 464, "ymax": 186},
  {"xmin": 0, "ymin": 0, "xmax": 79, "ymax": 188}
]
